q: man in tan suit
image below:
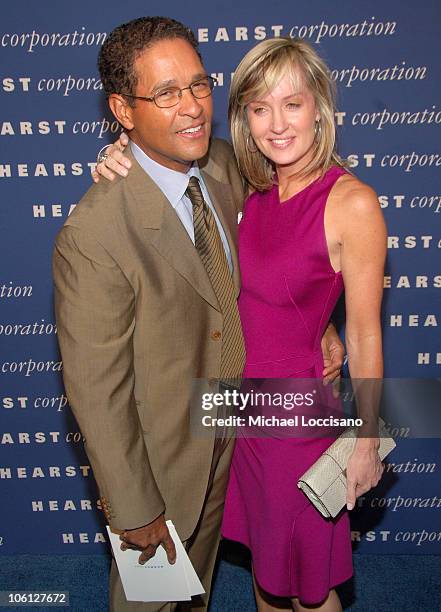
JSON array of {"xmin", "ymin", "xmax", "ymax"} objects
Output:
[
  {"xmin": 54, "ymin": 17, "xmax": 246, "ymax": 611},
  {"xmin": 54, "ymin": 16, "xmax": 342, "ymax": 612}
]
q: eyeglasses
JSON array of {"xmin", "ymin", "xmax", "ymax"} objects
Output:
[{"xmin": 120, "ymin": 76, "xmax": 217, "ymax": 109}]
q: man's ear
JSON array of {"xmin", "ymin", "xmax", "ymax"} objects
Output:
[{"xmin": 108, "ymin": 94, "xmax": 135, "ymax": 131}]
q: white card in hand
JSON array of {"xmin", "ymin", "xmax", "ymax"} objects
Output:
[
  {"xmin": 167, "ymin": 522, "xmax": 204, "ymax": 596},
  {"xmin": 106, "ymin": 521, "xmax": 204, "ymax": 602}
]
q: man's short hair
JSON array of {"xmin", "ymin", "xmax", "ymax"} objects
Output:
[{"xmin": 98, "ymin": 16, "xmax": 201, "ymax": 106}]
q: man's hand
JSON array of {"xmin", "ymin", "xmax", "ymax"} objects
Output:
[
  {"xmin": 93, "ymin": 132, "xmax": 131, "ymax": 182},
  {"xmin": 321, "ymin": 322, "xmax": 344, "ymax": 385},
  {"xmin": 120, "ymin": 514, "xmax": 176, "ymax": 565}
]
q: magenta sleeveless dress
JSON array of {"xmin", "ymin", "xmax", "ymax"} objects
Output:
[{"xmin": 221, "ymin": 166, "xmax": 353, "ymax": 605}]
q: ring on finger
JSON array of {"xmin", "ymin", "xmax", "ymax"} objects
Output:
[{"xmin": 97, "ymin": 144, "xmax": 112, "ymax": 164}]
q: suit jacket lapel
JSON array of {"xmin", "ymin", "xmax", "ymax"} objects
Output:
[{"xmin": 125, "ymin": 149, "xmax": 220, "ymax": 311}]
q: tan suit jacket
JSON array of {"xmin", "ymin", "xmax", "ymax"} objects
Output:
[{"xmin": 53, "ymin": 138, "xmax": 244, "ymax": 540}]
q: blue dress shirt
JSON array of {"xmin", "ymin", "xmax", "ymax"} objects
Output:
[{"xmin": 130, "ymin": 140, "xmax": 233, "ymax": 272}]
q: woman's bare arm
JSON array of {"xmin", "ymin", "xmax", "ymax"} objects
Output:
[{"xmin": 332, "ymin": 177, "xmax": 387, "ymax": 510}]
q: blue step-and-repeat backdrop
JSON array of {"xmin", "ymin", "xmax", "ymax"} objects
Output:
[{"xmin": 1, "ymin": 1, "xmax": 440, "ymax": 556}]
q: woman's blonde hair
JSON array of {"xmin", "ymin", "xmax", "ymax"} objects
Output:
[{"xmin": 228, "ymin": 37, "xmax": 346, "ymax": 191}]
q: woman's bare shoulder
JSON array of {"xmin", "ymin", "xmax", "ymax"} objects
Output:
[{"xmin": 330, "ymin": 171, "xmax": 379, "ymax": 214}]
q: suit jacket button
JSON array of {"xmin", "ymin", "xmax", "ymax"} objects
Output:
[{"xmin": 211, "ymin": 330, "xmax": 221, "ymax": 341}]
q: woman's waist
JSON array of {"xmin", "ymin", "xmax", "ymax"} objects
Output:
[{"xmin": 244, "ymin": 348, "xmax": 323, "ymax": 378}]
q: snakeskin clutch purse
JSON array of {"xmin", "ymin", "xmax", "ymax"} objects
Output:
[{"xmin": 297, "ymin": 418, "xmax": 396, "ymax": 518}]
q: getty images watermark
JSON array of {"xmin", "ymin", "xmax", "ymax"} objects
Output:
[
  {"xmin": 200, "ymin": 385, "xmax": 363, "ymax": 430},
  {"xmin": 190, "ymin": 378, "xmax": 441, "ymax": 439}
]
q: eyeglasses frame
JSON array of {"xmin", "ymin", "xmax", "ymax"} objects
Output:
[{"xmin": 118, "ymin": 75, "xmax": 217, "ymax": 108}]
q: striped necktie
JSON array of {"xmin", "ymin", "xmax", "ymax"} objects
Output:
[{"xmin": 186, "ymin": 176, "xmax": 245, "ymax": 379}]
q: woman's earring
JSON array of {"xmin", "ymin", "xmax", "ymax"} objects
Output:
[
  {"xmin": 246, "ymin": 134, "xmax": 258, "ymax": 153},
  {"xmin": 314, "ymin": 120, "xmax": 322, "ymax": 141}
]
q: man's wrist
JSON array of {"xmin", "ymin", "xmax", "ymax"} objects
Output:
[{"xmin": 125, "ymin": 512, "xmax": 164, "ymax": 531}]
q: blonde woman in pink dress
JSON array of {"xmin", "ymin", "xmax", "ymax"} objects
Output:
[{"xmin": 220, "ymin": 38, "xmax": 386, "ymax": 612}]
